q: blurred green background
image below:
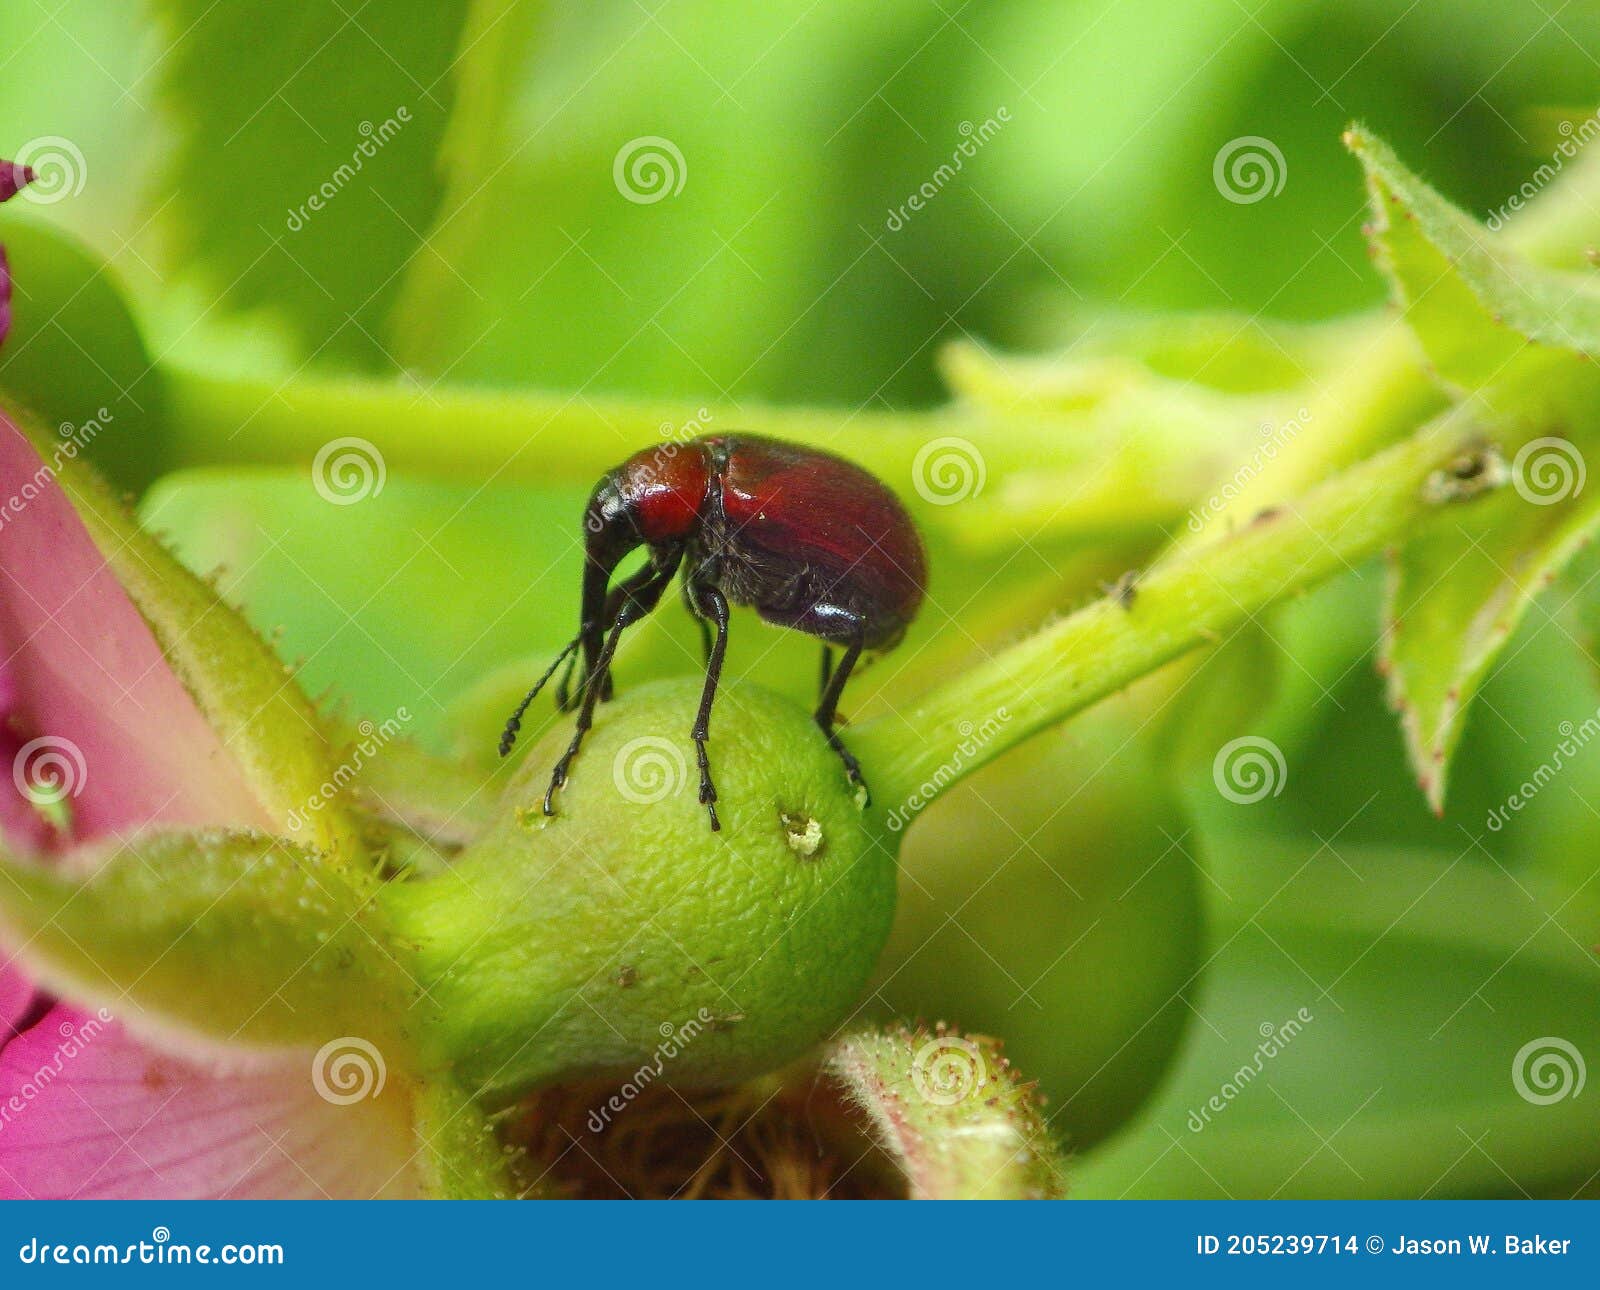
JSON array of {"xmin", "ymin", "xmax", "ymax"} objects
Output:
[
  {"xmin": 13, "ymin": 0, "xmax": 1600, "ymax": 399},
  {"xmin": 3, "ymin": 0, "xmax": 1598, "ymax": 1197}
]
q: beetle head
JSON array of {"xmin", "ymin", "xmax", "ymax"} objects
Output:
[{"xmin": 576, "ymin": 472, "xmax": 648, "ymax": 680}]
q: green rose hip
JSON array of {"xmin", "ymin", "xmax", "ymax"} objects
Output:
[{"xmin": 384, "ymin": 678, "xmax": 896, "ymax": 1106}]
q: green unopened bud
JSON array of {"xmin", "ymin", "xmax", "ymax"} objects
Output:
[{"xmin": 384, "ymin": 678, "xmax": 896, "ymax": 1107}]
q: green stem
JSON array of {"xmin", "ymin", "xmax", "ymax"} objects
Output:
[
  {"xmin": 159, "ymin": 363, "xmax": 1212, "ymax": 544},
  {"xmin": 1180, "ymin": 319, "xmax": 1442, "ymax": 543},
  {"xmin": 850, "ymin": 409, "xmax": 1488, "ymax": 816},
  {"xmin": 163, "ymin": 361, "xmax": 929, "ymax": 483}
]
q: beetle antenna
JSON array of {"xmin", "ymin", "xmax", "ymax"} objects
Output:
[
  {"xmin": 499, "ymin": 635, "xmax": 582, "ymax": 757},
  {"xmin": 553, "ymin": 640, "xmax": 583, "ymax": 711}
]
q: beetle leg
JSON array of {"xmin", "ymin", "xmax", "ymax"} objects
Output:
[
  {"xmin": 544, "ymin": 609, "xmax": 629, "ymax": 815},
  {"xmin": 551, "ymin": 646, "xmax": 581, "ymax": 712},
  {"xmin": 682, "ymin": 577, "xmax": 714, "ymax": 664},
  {"xmin": 814, "ymin": 627, "xmax": 867, "ymax": 802},
  {"xmin": 561, "ymin": 558, "xmax": 669, "ymax": 712},
  {"xmin": 543, "ymin": 549, "xmax": 681, "ymax": 813},
  {"xmin": 819, "ymin": 644, "xmax": 833, "ymax": 700},
  {"xmin": 686, "ymin": 581, "xmax": 730, "ymax": 832}
]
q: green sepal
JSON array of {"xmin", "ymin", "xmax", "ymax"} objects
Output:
[
  {"xmin": 1382, "ymin": 470, "xmax": 1600, "ymax": 810},
  {"xmin": 0, "ymin": 829, "xmax": 416, "ymax": 1054},
  {"xmin": 1347, "ymin": 125, "xmax": 1600, "ymax": 404},
  {"xmin": 412, "ymin": 1079, "xmax": 540, "ymax": 1199},
  {"xmin": 828, "ymin": 1023, "xmax": 1069, "ymax": 1200},
  {"xmin": 1348, "ymin": 127, "xmax": 1600, "ymax": 810},
  {"xmin": 15, "ymin": 413, "xmax": 367, "ymax": 868}
]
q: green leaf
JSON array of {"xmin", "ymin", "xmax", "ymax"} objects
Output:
[
  {"xmin": 0, "ymin": 829, "xmax": 416, "ymax": 1053},
  {"xmin": 936, "ymin": 312, "xmax": 1443, "ymax": 551},
  {"xmin": 1346, "ymin": 125, "xmax": 1600, "ymax": 413},
  {"xmin": 373, "ymin": 0, "xmax": 982, "ymax": 403},
  {"xmin": 828, "ymin": 1023, "xmax": 1068, "ymax": 1199},
  {"xmin": 149, "ymin": 0, "xmax": 474, "ymax": 367},
  {"xmin": 1183, "ymin": 578, "xmax": 1600, "ymax": 898},
  {"xmin": 0, "ymin": 212, "xmax": 167, "ymax": 488},
  {"xmin": 1382, "ymin": 470, "xmax": 1600, "ymax": 811},
  {"xmin": 1347, "ymin": 127, "xmax": 1600, "ymax": 810},
  {"xmin": 389, "ymin": 0, "xmax": 547, "ymax": 366}
]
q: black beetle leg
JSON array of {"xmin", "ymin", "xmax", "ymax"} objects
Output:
[
  {"xmin": 814, "ymin": 626, "xmax": 867, "ymax": 802},
  {"xmin": 686, "ymin": 580, "xmax": 730, "ymax": 832},
  {"xmin": 544, "ymin": 547, "xmax": 681, "ymax": 815},
  {"xmin": 545, "ymin": 609, "xmax": 628, "ymax": 815},
  {"xmin": 683, "ymin": 577, "xmax": 714, "ymax": 665},
  {"xmin": 561, "ymin": 559, "xmax": 667, "ymax": 712}
]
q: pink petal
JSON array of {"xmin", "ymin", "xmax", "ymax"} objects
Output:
[
  {"xmin": 0, "ymin": 415, "xmax": 271, "ymax": 850},
  {"xmin": 0, "ymin": 962, "xmax": 35, "ymax": 1041},
  {"xmin": 0, "ymin": 667, "xmax": 52, "ymax": 853},
  {"xmin": 0, "ymin": 415, "xmax": 309, "ymax": 1199},
  {"xmin": 0, "ymin": 1002, "xmax": 420, "ymax": 1199},
  {"xmin": 0, "ymin": 178, "xmax": 384, "ymax": 1202},
  {"xmin": 0, "ymin": 162, "xmax": 30, "ymax": 206}
]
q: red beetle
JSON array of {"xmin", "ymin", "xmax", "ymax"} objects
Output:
[{"xmin": 501, "ymin": 432, "xmax": 927, "ymax": 830}]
